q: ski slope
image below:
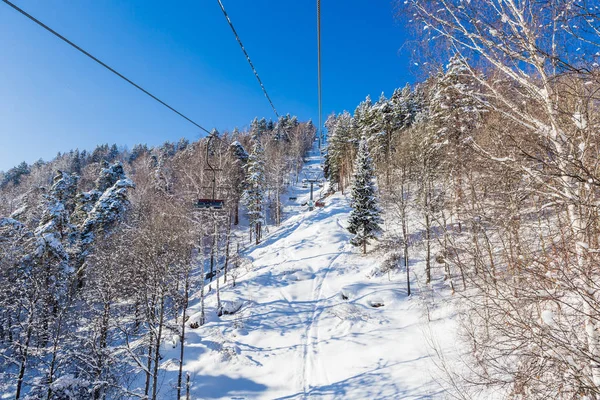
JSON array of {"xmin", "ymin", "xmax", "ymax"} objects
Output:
[{"xmin": 158, "ymin": 146, "xmax": 459, "ymax": 399}]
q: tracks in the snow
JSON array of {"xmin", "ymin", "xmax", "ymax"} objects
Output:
[{"xmin": 301, "ymin": 250, "xmax": 341, "ymax": 397}]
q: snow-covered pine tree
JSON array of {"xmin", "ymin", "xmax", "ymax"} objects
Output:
[
  {"xmin": 0, "ymin": 161, "xmax": 30, "ymax": 188},
  {"xmin": 244, "ymin": 139, "xmax": 266, "ymax": 245},
  {"xmin": 430, "ymin": 54, "xmax": 485, "ymax": 160},
  {"xmin": 177, "ymin": 137, "xmax": 190, "ymax": 152},
  {"xmin": 128, "ymin": 144, "xmax": 149, "ymax": 164},
  {"xmin": 323, "ymin": 114, "xmax": 340, "ymax": 189},
  {"xmin": 207, "ymin": 129, "xmax": 220, "ymax": 156},
  {"xmin": 347, "ymin": 138, "xmax": 383, "ymax": 254},
  {"xmin": 354, "ymin": 95, "xmax": 375, "ymax": 138},
  {"xmin": 370, "ymin": 92, "xmax": 396, "ymax": 188},
  {"xmin": 68, "ymin": 161, "xmax": 135, "ymax": 287},
  {"xmin": 426, "ymin": 55, "xmax": 486, "ymax": 273},
  {"xmin": 80, "ymin": 162, "xmax": 134, "ymax": 244},
  {"xmin": 229, "ymin": 140, "xmax": 249, "ymax": 225},
  {"xmin": 324, "ymin": 112, "xmax": 356, "ymax": 193},
  {"xmin": 230, "ymin": 141, "xmax": 249, "ymax": 164}
]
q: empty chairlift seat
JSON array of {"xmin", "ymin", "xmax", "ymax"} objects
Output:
[{"xmin": 195, "ymin": 199, "xmax": 224, "ymax": 209}]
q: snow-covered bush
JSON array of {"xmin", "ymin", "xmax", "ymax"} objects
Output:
[{"xmin": 369, "ymin": 251, "xmax": 401, "ymax": 277}]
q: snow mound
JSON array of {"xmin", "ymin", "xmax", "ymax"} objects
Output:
[
  {"xmin": 187, "ymin": 309, "xmax": 219, "ymax": 328},
  {"xmin": 218, "ymin": 300, "xmax": 243, "ymax": 316},
  {"xmin": 286, "ymin": 270, "xmax": 315, "ymax": 281},
  {"xmin": 368, "ymin": 297, "xmax": 385, "ymax": 308},
  {"xmin": 341, "ymin": 285, "xmax": 359, "ymax": 300}
]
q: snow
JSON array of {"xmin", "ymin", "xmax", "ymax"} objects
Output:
[
  {"xmin": 0, "ymin": 217, "xmax": 23, "ymax": 229},
  {"xmin": 218, "ymin": 299, "xmax": 244, "ymax": 315},
  {"xmin": 8, "ymin": 205, "xmax": 27, "ymax": 219},
  {"xmin": 151, "ymin": 145, "xmax": 460, "ymax": 399},
  {"xmin": 340, "ymin": 285, "xmax": 359, "ymax": 300},
  {"xmin": 573, "ymin": 112, "xmax": 588, "ymax": 129},
  {"xmin": 541, "ymin": 310, "xmax": 556, "ymax": 327}
]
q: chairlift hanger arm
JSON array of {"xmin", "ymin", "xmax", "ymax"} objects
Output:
[{"xmin": 206, "ymin": 134, "xmax": 217, "ymax": 174}]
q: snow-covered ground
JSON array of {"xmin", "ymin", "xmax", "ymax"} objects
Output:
[{"xmin": 157, "ymin": 145, "xmax": 460, "ymax": 399}]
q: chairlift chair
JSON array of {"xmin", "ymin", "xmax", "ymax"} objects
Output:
[
  {"xmin": 194, "ymin": 134, "xmax": 225, "ymax": 211},
  {"xmin": 195, "ymin": 199, "xmax": 224, "ymax": 209}
]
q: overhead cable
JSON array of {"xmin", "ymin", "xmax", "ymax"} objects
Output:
[
  {"xmin": 216, "ymin": 0, "xmax": 280, "ymax": 118},
  {"xmin": 2, "ymin": 0, "xmax": 211, "ymax": 134}
]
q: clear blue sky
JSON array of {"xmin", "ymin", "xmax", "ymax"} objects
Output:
[{"xmin": 0, "ymin": 0, "xmax": 412, "ymax": 172}]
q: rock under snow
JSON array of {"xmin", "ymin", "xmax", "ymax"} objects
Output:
[
  {"xmin": 218, "ymin": 300, "xmax": 243, "ymax": 316},
  {"xmin": 340, "ymin": 285, "xmax": 359, "ymax": 300},
  {"xmin": 368, "ymin": 298, "xmax": 385, "ymax": 308}
]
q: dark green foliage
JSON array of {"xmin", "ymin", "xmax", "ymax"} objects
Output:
[{"xmin": 347, "ymin": 138, "xmax": 383, "ymax": 253}]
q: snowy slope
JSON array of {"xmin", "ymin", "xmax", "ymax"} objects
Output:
[{"xmin": 156, "ymin": 146, "xmax": 459, "ymax": 399}]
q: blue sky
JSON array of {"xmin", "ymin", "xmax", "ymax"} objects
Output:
[{"xmin": 0, "ymin": 0, "xmax": 412, "ymax": 172}]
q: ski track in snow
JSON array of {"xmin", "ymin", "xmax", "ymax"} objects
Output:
[{"xmin": 302, "ymin": 249, "xmax": 340, "ymax": 396}]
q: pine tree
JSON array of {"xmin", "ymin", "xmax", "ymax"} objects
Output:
[
  {"xmin": 107, "ymin": 144, "xmax": 119, "ymax": 161},
  {"xmin": 306, "ymin": 120, "xmax": 315, "ymax": 140},
  {"xmin": 244, "ymin": 139, "xmax": 266, "ymax": 245},
  {"xmin": 229, "ymin": 141, "xmax": 249, "ymax": 225},
  {"xmin": 428, "ymin": 54, "xmax": 486, "ymax": 235},
  {"xmin": 1, "ymin": 161, "xmax": 30, "ymax": 188},
  {"xmin": 81, "ymin": 162, "xmax": 134, "ymax": 243},
  {"xmin": 323, "ymin": 114, "xmax": 339, "ymax": 188},
  {"xmin": 230, "ymin": 141, "xmax": 249, "ymax": 163},
  {"xmin": 354, "ymin": 95, "xmax": 377, "ymax": 139},
  {"xmin": 177, "ymin": 137, "xmax": 190, "ymax": 152},
  {"xmin": 430, "ymin": 54, "xmax": 485, "ymax": 154},
  {"xmin": 347, "ymin": 138, "xmax": 383, "ymax": 254},
  {"xmin": 324, "ymin": 112, "xmax": 355, "ymax": 193},
  {"xmin": 207, "ymin": 129, "xmax": 220, "ymax": 156},
  {"xmin": 128, "ymin": 144, "xmax": 149, "ymax": 164},
  {"xmin": 71, "ymin": 149, "xmax": 82, "ymax": 174}
]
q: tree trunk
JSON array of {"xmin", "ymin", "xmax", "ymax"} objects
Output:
[
  {"xmin": 424, "ymin": 200, "xmax": 432, "ymax": 284},
  {"xmin": 234, "ymin": 200, "xmax": 239, "ymax": 226},
  {"xmin": 186, "ymin": 372, "xmax": 191, "ymax": 400},
  {"xmin": 177, "ymin": 271, "xmax": 190, "ymax": 400},
  {"xmin": 200, "ymin": 264, "xmax": 206, "ymax": 326},
  {"xmin": 15, "ymin": 321, "xmax": 32, "ymax": 400},
  {"xmin": 92, "ymin": 300, "xmax": 111, "ymax": 400},
  {"xmin": 210, "ymin": 223, "xmax": 216, "ymax": 283},
  {"xmin": 276, "ymin": 189, "xmax": 281, "ymax": 226},
  {"xmin": 441, "ymin": 210, "xmax": 455, "ymax": 295},
  {"xmin": 224, "ymin": 218, "xmax": 231, "ymax": 284},
  {"xmin": 216, "ymin": 232, "xmax": 222, "ymax": 314},
  {"xmin": 255, "ymin": 222, "xmax": 261, "ymax": 245},
  {"xmin": 401, "ymin": 166, "xmax": 411, "ymax": 296},
  {"xmin": 151, "ymin": 295, "xmax": 165, "ymax": 400},
  {"xmin": 144, "ymin": 335, "xmax": 153, "ymax": 398}
]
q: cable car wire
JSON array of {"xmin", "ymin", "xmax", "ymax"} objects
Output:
[
  {"xmin": 2, "ymin": 0, "xmax": 211, "ymax": 134},
  {"xmin": 317, "ymin": 0, "xmax": 323, "ymax": 150},
  {"xmin": 216, "ymin": 0, "xmax": 279, "ymax": 118}
]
